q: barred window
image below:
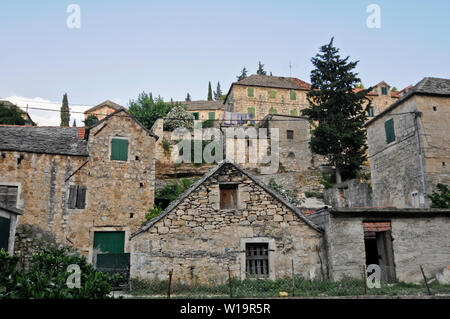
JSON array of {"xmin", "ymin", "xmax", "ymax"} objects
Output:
[{"xmin": 246, "ymin": 243, "xmax": 269, "ymax": 276}]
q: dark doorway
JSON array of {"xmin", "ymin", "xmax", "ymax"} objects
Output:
[
  {"xmin": 0, "ymin": 216, "xmax": 11, "ymax": 251},
  {"xmin": 363, "ymin": 222, "xmax": 396, "ymax": 283}
]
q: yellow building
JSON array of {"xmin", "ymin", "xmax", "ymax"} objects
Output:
[
  {"xmin": 84, "ymin": 100, "xmax": 124, "ymax": 121},
  {"xmin": 181, "ymin": 100, "xmax": 224, "ymax": 121}
]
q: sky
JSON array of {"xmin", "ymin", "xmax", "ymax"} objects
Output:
[{"xmin": 0, "ymin": 0, "xmax": 449, "ymax": 125}]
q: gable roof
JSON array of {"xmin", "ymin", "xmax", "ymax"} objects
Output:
[
  {"xmin": 366, "ymin": 77, "xmax": 450, "ymax": 126},
  {"xmin": 131, "ymin": 160, "xmax": 323, "ymax": 238},
  {"xmin": 86, "ymin": 107, "xmax": 159, "ymax": 139},
  {"xmin": 0, "ymin": 126, "xmax": 89, "ymax": 156},
  {"xmin": 83, "ymin": 100, "xmax": 124, "ymax": 115}
]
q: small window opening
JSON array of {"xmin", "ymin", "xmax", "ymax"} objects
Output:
[
  {"xmin": 220, "ymin": 184, "xmax": 238, "ymax": 209},
  {"xmin": 246, "ymin": 243, "xmax": 269, "ymax": 277}
]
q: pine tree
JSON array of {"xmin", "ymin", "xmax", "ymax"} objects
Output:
[
  {"xmin": 301, "ymin": 38, "xmax": 370, "ymax": 184},
  {"xmin": 60, "ymin": 93, "xmax": 70, "ymax": 127},
  {"xmin": 207, "ymin": 81, "xmax": 213, "ymax": 101},
  {"xmin": 256, "ymin": 61, "xmax": 267, "ymax": 75},
  {"xmin": 72, "ymin": 119, "xmax": 77, "ymax": 127},
  {"xmin": 237, "ymin": 67, "xmax": 248, "ymax": 81},
  {"xmin": 185, "ymin": 93, "xmax": 191, "ymax": 101},
  {"xmin": 214, "ymin": 82, "xmax": 222, "ymax": 100}
]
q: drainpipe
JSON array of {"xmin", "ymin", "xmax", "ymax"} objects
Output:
[{"xmin": 414, "ymin": 111, "xmax": 427, "ymax": 208}]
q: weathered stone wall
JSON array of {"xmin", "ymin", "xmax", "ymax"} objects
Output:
[
  {"xmin": 226, "ymin": 85, "xmax": 309, "ymax": 121},
  {"xmin": 324, "ymin": 179, "xmax": 373, "ymax": 208},
  {"xmin": 131, "ymin": 164, "xmax": 326, "ymax": 284},
  {"xmin": 368, "ymin": 94, "xmax": 450, "ymax": 208},
  {"xmin": 313, "ymin": 209, "xmax": 450, "ymax": 283},
  {"xmin": 0, "ymin": 113, "xmax": 157, "ymax": 260}
]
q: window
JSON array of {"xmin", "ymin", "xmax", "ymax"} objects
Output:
[
  {"xmin": 192, "ymin": 112, "xmax": 199, "ymax": 120},
  {"xmin": 290, "ymin": 109, "xmax": 298, "ymax": 116},
  {"xmin": 381, "ymin": 87, "xmax": 388, "ymax": 95},
  {"xmin": 68, "ymin": 185, "xmax": 87, "ymax": 209},
  {"xmin": 384, "ymin": 118, "xmax": 395, "ymax": 144},
  {"xmin": 287, "ymin": 130, "xmax": 294, "ymax": 140},
  {"xmin": 269, "ymin": 107, "xmax": 277, "ymax": 114},
  {"xmin": 247, "ymin": 87, "xmax": 254, "ymax": 97},
  {"xmin": 219, "ymin": 184, "xmax": 238, "ymax": 209},
  {"xmin": 111, "ymin": 138, "xmax": 129, "ymax": 161},
  {"xmin": 367, "ymin": 107, "xmax": 374, "ymax": 117},
  {"xmin": 247, "ymin": 107, "xmax": 255, "ymax": 125},
  {"xmin": 290, "ymin": 91, "xmax": 296, "ymax": 100},
  {"xmin": 208, "ymin": 112, "xmax": 215, "ymax": 120},
  {"xmin": 246, "ymin": 243, "xmax": 269, "ymax": 276},
  {"xmin": 269, "ymin": 90, "xmax": 276, "ymax": 99},
  {"xmin": 0, "ymin": 185, "xmax": 18, "ymax": 208}
]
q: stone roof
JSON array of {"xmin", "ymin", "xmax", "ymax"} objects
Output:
[
  {"xmin": 0, "ymin": 203, "xmax": 23, "ymax": 215},
  {"xmin": 181, "ymin": 100, "xmax": 224, "ymax": 111},
  {"xmin": 83, "ymin": 100, "xmax": 124, "ymax": 114},
  {"xmin": 131, "ymin": 160, "xmax": 323, "ymax": 238},
  {"xmin": 0, "ymin": 126, "xmax": 88, "ymax": 156},
  {"xmin": 366, "ymin": 77, "xmax": 450, "ymax": 126},
  {"xmin": 234, "ymin": 74, "xmax": 311, "ymax": 90}
]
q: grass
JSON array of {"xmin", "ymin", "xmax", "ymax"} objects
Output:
[{"xmin": 127, "ymin": 276, "xmax": 450, "ymax": 298}]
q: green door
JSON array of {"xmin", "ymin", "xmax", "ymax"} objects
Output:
[
  {"xmin": 94, "ymin": 231, "xmax": 125, "ymax": 254},
  {"xmin": 0, "ymin": 216, "xmax": 11, "ymax": 251}
]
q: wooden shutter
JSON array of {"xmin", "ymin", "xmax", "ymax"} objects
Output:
[
  {"xmin": 384, "ymin": 118, "xmax": 395, "ymax": 144},
  {"xmin": 290, "ymin": 91, "xmax": 296, "ymax": 100},
  {"xmin": 208, "ymin": 112, "xmax": 215, "ymax": 120},
  {"xmin": 290, "ymin": 109, "xmax": 298, "ymax": 116},
  {"xmin": 246, "ymin": 243, "xmax": 269, "ymax": 276},
  {"xmin": 381, "ymin": 87, "xmax": 388, "ymax": 95},
  {"xmin": 220, "ymin": 184, "xmax": 238, "ymax": 209},
  {"xmin": 0, "ymin": 186, "xmax": 18, "ymax": 208},
  {"xmin": 247, "ymin": 87, "xmax": 254, "ymax": 97},
  {"xmin": 68, "ymin": 185, "xmax": 77, "ymax": 209},
  {"xmin": 94, "ymin": 231, "xmax": 125, "ymax": 254},
  {"xmin": 76, "ymin": 186, "xmax": 87, "ymax": 209},
  {"xmin": 111, "ymin": 138, "xmax": 128, "ymax": 161},
  {"xmin": 269, "ymin": 90, "xmax": 276, "ymax": 99}
]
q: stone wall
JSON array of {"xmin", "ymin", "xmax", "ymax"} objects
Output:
[
  {"xmin": 324, "ymin": 179, "xmax": 373, "ymax": 208},
  {"xmin": 311, "ymin": 208, "xmax": 450, "ymax": 283},
  {"xmin": 131, "ymin": 163, "xmax": 326, "ymax": 284},
  {"xmin": 0, "ymin": 112, "xmax": 157, "ymax": 260}
]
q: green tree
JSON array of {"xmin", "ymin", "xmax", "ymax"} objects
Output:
[
  {"xmin": 391, "ymin": 86, "xmax": 398, "ymax": 92},
  {"xmin": 256, "ymin": 61, "xmax": 267, "ymax": 75},
  {"xmin": 0, "ymin": 103, "xmax": 26, "ymax": 125},
  {"xmin": 60, "ymin": 93, "xmax": 70, "ymax": 127},
  {"xmin": 163, "ymin": 104, "xmax": 194, "ymax": 131},
  {"xmin": 354, "ymin": 82, "xmax": 365, "ymax": 89},
  {"xmin": 207, "ymin": 81, "xmax": 213, "ymax": 101},
  {"xmin": 128, "ymin": 92, "xmax": 173, "ymax": 129},
  {"xmin": 83, "ymin": 114, "xmax": 99, "ymax": 127},
  {"xmin": 237, "ymin": 67, "xmax": 248, "ymax": 81},
  {"xmin": 72, "ymin": 119, "xmax": 77, "ymax": 127},
  {"xmin": 214, "ymin": 82, "xmax": 223, "ymax": 100},
  {"xmin": 301, "ymin": 38, "xmax": 370, "ymax": 183},
  {"xmin": 185, "ymin": 93, "xmax": 191, "ymax": 101},
  {"xmin": 428, "ymin": 183, "xmax": 450, "ymax": 208}
]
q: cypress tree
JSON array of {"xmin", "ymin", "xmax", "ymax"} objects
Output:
[
  {"xmin": 214, "ymin": 82, "xmax": 222, "ymax": 100},
  {"xmin": 301, "ymin": 38, "xmax": 370, "ymax": 183},
  {"xmin": 72, "ymin": 119, "xmax": 77, "ymax": 127},
  {"xmin": 185, "ymin": 93, "xmax": 191, "ymax": 101},
  {"xmin": 256, "ymin": 61, "xmax": 267, "ymax": 75},
  {"xmin": 60, "ymin": 93, "xmax": 70, "ymax": 127},
  {"xmin": 207, "ymin": 82, "xmax": 213, "ymax": 101},
  {"xmin": 237, "ymin": 67, "xmax": 248, "ymax": 81}
]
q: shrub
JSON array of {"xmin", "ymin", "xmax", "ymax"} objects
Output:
[
  {"xmin": 142, "ymin": 204, "xmax": 164, "ymax": 225},
  {"xmin": 0, "ymin": 247, "xmax": 117, "ymax": 299},
  {"xmin": 428, "ymin": 183, "xmax": 450, "ymax": 208}
]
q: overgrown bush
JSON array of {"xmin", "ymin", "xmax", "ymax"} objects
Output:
[
  {"xmin": 142, "ymin": 204, "xmax": 164, "ymax": 225},
  {"xmin": 0, "ymin": 247, "xmax": 118, "ymax": 299},
  {"xmin": 428, "ymin": 183, "xmax": 450, "ymax": 208},
  {"xmin": 163, "ymin": 104, "xmax": 194, "ymax": 131}
]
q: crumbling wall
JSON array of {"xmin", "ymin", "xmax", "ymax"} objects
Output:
[{"xmin": 324, "ymin": 179, "xmax": 373, "ymax": 208}]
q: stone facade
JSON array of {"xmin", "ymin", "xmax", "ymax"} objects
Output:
[
  {"xmin": 130, "ymin": 162, "xmax": 325, "ymax": 284},
  {"xmin": 309, "ymin": 208, "xmax": 450, "ymax": 283},
  {"xmin": 367, "ymin": 77, "xmax": 450, "ymax": 208},
  {"xmin": 0, "ymin": 109, "xmax": 157, "ymax": 261}
]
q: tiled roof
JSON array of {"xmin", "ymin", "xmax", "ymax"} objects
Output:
[
  {"xmin": 234, "ymin": 74, "xmax": 311, "ymax": 90},
  {"xmin": 84, "ymin": 100, "xmax": 124, "ymax": 114},
  {"xmin": 181, "ymin": 100, "xmax": 224, "ymax": 111},
  {"xmin": 0, "ymin": 126, "xmax": 88, "ymax": 156}
]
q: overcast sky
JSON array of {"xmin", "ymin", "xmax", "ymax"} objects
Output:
[{"xmin": 1, "ymin": 0, "xmax": 449, "ymax": 126}]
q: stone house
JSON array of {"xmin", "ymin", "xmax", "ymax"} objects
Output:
[
  {"xmin": 0, "ymin": 100, "xmax": 35, "ymax": 125},
  {"xmin": 223, "ymin": 74, "xmax": 311, "ymax": 124},
  {"xmin": 181, "ymin": 100, "xmax": 224, "ymax": 121},
  {"xmin": 84, "ymin": 100, "xmax": 124, "ymax": 121},
  {"xmin": 366, "ymin": 77, "xmax": 450, "ymax": 208},
  {"xmin": 0, "ymin": 108, "xmax": 157, "ymax": 269},
  {"xmin": 130, "ymin": 160, "xmax": 326, "ymax": 284},
  {"xmin": 309, "ymin": 207, "xmax": 450, "ymax": 283},
  {"xmin": 357, "ymin": 81, "xmax": 401, "ymax": 119},
  {"xmin": 0, "ymin": 204, "xmax": 23, "ymax": 254}
]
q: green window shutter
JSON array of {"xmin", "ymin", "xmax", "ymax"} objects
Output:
[
  {"xmin": 94, "ymin": 231, "xmax": 125, "ymax": 254},
  {"xmin": 111, "ymin": 138, "xmax": 128, "ymax": 161},
  {"xmin": 247, "ymin": 87, "xmax": 254, "ymax": 97},
  {"xmin": 367, "ymin": 107, "xmax": 374, "ymax": 117},
  {"xmin": 290, "ymin": 109, "xmax": 298, "ymax": 116},
  {"xmin": 384, "ymin": 118, "xmax": 395, "ymax": 144},
  {"xmin": 269, "ymin": 90, "xmax": 276, "ymax": 98},
  {"xmin": 247, "ymin": 107, "xmax": 255, "ymax": 117},
  {"xmin": 381, "ymin": 87, "xmax": 388, "ymax": 95},
  {"xmin": 192, "ymin": 112, "xmax": 199, "ymax": 120},
  {"xmin": 208, "ymin": 112, "xmax": 215, "ymax": 120},
  {"xmin": 290, "ymin": 91, "xmax": 296, "ymax": 100}
]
